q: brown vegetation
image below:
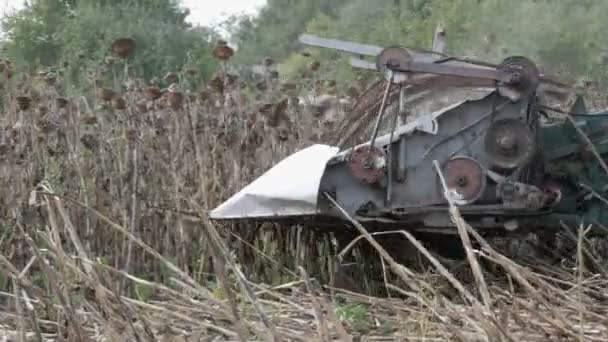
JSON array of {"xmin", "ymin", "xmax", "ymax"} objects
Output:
[{"xmin": 0, "ymin": 40, "xmax": 608, "ymax": 341}]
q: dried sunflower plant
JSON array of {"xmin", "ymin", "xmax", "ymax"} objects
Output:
[{"xmin": 1, "ymin": 36, "xmax": 608, "ymax": 342}]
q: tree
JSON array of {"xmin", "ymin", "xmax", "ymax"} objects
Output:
[
  {"xmin": 1, "ymin": 0, "xmax": 220, "ymax": 89},
  {"xmin": 224, "ymin": 0, "xmax": 349, "ymax": 66},
  {"xmin": 272, "ymin": 0, "xmax": 608, "ymax": 86}
]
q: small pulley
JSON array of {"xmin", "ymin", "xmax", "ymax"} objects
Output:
[
  {"xmin": 438, "ymin": 156, "xmax": 487, "ymax": 205},
  {"xmin": 376, "ymin": 46, "xmax": 411, "ymax": 74},
  {"xmin": 496, "ymin": 56, "xmax": 540, "ymax": 95},
  {"xmin": 484, "ymin": 118, "xmax": 536, "ymax": 169}
]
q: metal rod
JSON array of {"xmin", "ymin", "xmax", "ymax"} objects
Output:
[
  {"xmin": 368, "ymin": 70, "xmax": 394, "ymax": 151},
  {"xmin": 386, "ymin": 85, "xmax": 403, "ymax": 204},
  {"xmin": 397, "ymin": 86, "xmax": 407, "ymax": 182}
]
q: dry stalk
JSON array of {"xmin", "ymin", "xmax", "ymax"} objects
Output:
[
  {"xmin": 207, "ymin": 228, "xmax": 250, "ymax": 342},
  {"xmin": 298, "ymin": 267, "xmax": 331, "ymax": 342},
  {"xmin": 323, "ymin": 194, "xmax": 502, "ymax": 340},
  {"xmin": 12, "ymin": 279, "xmax": 26, "ymax": 342},
  {"xmin": 323, "ymin": 193, "xmax": 423, "ymax": 293},
  {"xmin": 35, "ymin": 190, "xmax": 233, "ymax": 314},
  {"xmin": 309, "ymin": 281, "xmax": 353, "ymax": 342},
  {"xmin": 203, "ymin": 218, "xmax": 283, "ymax": 342},
  {"xmin": 432, "ymin": 160, "xmax": 492, "ymax": 309},
  {"xmin": 463, "ymin": 223, "xmax": 586, "ymax": 339},
  {"xmin": 14, "ymin": 223, "xmax": 85, "ymax": 341}
]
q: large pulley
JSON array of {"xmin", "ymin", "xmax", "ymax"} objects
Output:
[
  {"xmin": 484, "ymin": 118, "xmax": 536, "ymax": 169},
  {"xmin": 438, "ymin": 156, "xmax": 487, "ymax": 205}
]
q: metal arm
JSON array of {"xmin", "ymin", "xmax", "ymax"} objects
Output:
[{"xmin": 299, "ymin": 34, "xmax": 540, "ymax": 93}]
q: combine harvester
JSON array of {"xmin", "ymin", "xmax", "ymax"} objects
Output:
[{"xmin": 210, "ymin": 34, "xmax": 608, "ymax": 242}]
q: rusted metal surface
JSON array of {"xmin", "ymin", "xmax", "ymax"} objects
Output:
[
  {"xmin": 441, "ymin": 157, "xmax": 486, "ymax": 205},
  {"xmin": 484, "ymin": 119, "xmax": 536, "ymax": 169},
  {"xmin": 348, "ymin": 145, "xmax": 387, "ymax": 184}
]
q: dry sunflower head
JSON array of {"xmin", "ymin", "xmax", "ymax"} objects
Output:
[
  {"xmin": 263, "ymin": 57, "xmax": 274, "ymax": 66},
  {"xmin": 255, "ymin": 81, "xmax": 267, "ymax": 91},
  {"xmin": 135, "ymin": 101, "xmax": 148, "ymax": 114},
  {"xmin": 144, "ymin": 86, "xmax": 162, "ymax": 101},
  {"xmin": 111, "ymin": 38, "xmax": 136, "ymax": 58},
  {"xmin": 164, "ymin": 72, "xmax": 179, "ymax": 85},
  {"xmin": 269, "ymin": 98, "xmax": 289, "ymax": 128},
  {"xmin": 208, "ymin": 75, "xmax": 224, "ymax": 94},
  {"xmin": 258, "ymin": 103, "xmax": 274, "ymax": 115},
  {"xmin": 56, "ymin": 97, "xmax": 69, "ymax": 109},
  {"xmin": 97, "ymin": 87, "xmax": 116, "ymax": 102},
  {"xmin": 37, "ymin": 105, "xmax": 49, "ymax": 116},
  {"xmin": 16, "ymin": 96, "xmax": 32, "ymax": 111},
  {"xmin": 167, "ymin": 91, "xmax": 184, "ymax": 110},
  {"xmin": 45, "ymin": 72, "xmax": 57, "ymax": 85},
  {"xmin": 35, "ymin": 117, "xmax": 56, "ymax": 134},
  {"xmin": 185, "ymin": 68, "xmax": 197, "ymax": 78},
  {"xmin": 125, "ymin": 128, "xmax": 138, "ymax": 141},
  {"xmin": 212, "ymin": 40, "xmax": 234, "ymax": 61},
  {"xmin": 198, "ymin": 90, "xmax": 210, "ymax": 103},
  {"xmin": 80, "ymin": 114, "xmax": 98, "ymax": 125},
  {"xmin": 113, "ymin": 97, "xmax": 127, "ymax": 110},
  {"xmin": 0, "ymin": 143, "xmax": 9, "ymax": 157},
  {"xmin": 80, "ymin": 133, "xmax": 98, "ymax": 151}
]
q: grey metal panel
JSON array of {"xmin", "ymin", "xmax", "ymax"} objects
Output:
[
  {"xmin": 390, "ymin": 94, "xmax": 529, "ymax": 207},
  {"xmin": 319, "ymin": 90, "xmax": 532, "ymax": 218}
]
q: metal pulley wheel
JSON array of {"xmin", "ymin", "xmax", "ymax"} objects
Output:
[
  {"xmin": 438, "ymin": 156, "xmax": 487, "ymax": 205},
  {"xmin": 376, "ymin": 46, "xmax": 412, "ymax": 74},
  {"xmin": 484, "ymin": 118, "xmax": 536, "ymax": 169},
  {"xmin": 497, "ymin": 56, "xmax": 540, "ymax": 95}
]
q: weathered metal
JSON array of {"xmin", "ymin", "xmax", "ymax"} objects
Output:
[
  {"xmin": 484, "ymin": 118, "xmax": 536, "ymax": 169},
  {"xmin": 441, "ymin": 156, "xmax": 487, "ymax": 205},
  {"xmin": 210, "ymin": 34, "xmax": 608, "ymax": 238}
]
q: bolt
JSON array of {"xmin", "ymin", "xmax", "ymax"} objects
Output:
[{"xmin": 455, "ymin": 176, "xmax": 468, "ymax": 187}]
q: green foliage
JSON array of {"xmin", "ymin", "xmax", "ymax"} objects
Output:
[
  {"xmin": 135, "ymin": 283, "xmax": 156, "ymax": 302},
  {"xmin": 0, "ymin": 270, "xmax": 6, "ymax": 291},
  {"xmin": 336, "ymin": 302, "xmax": 372, "ymax": 333},
  {"xmin": 1, "ymin": 0, "xmax": 220, "ymax": 89},
  {"xmin": 224, "ymin": 0, "xmax": 349, "ymax": 66},
  {"xmin": 229, "ymin": 0, "xmax": 608, "ymax": 87}
]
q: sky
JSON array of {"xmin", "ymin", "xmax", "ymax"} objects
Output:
[{"xmin": 0, "ymin": 0, "xmax": 268, "ymax": 27}]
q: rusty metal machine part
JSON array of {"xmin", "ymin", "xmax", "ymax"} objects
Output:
[
  {"xmin": 496, "ymin": 56, "xmax": 540, "ymax": 95},
  {"xmin": 484, "ymin": 118, "xmax": 536, "ymax": 169},
  {"xmin": 496, "ymin": 181, "xmax": 545, "ymax": 209},
  {"xmin": 440, "ymin": 156, "xmax": 487, "ymax": 205},
  {"xmin": 376, "ymin": 46, "xmax": 411, "ymax": 73},
  {"xmin": 541, "ymin": 181, "xmax": 562, "ymax": 207},
  {"xmin": 349, "ymin": 145, "xmax": 387, "ymax": 184}
]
